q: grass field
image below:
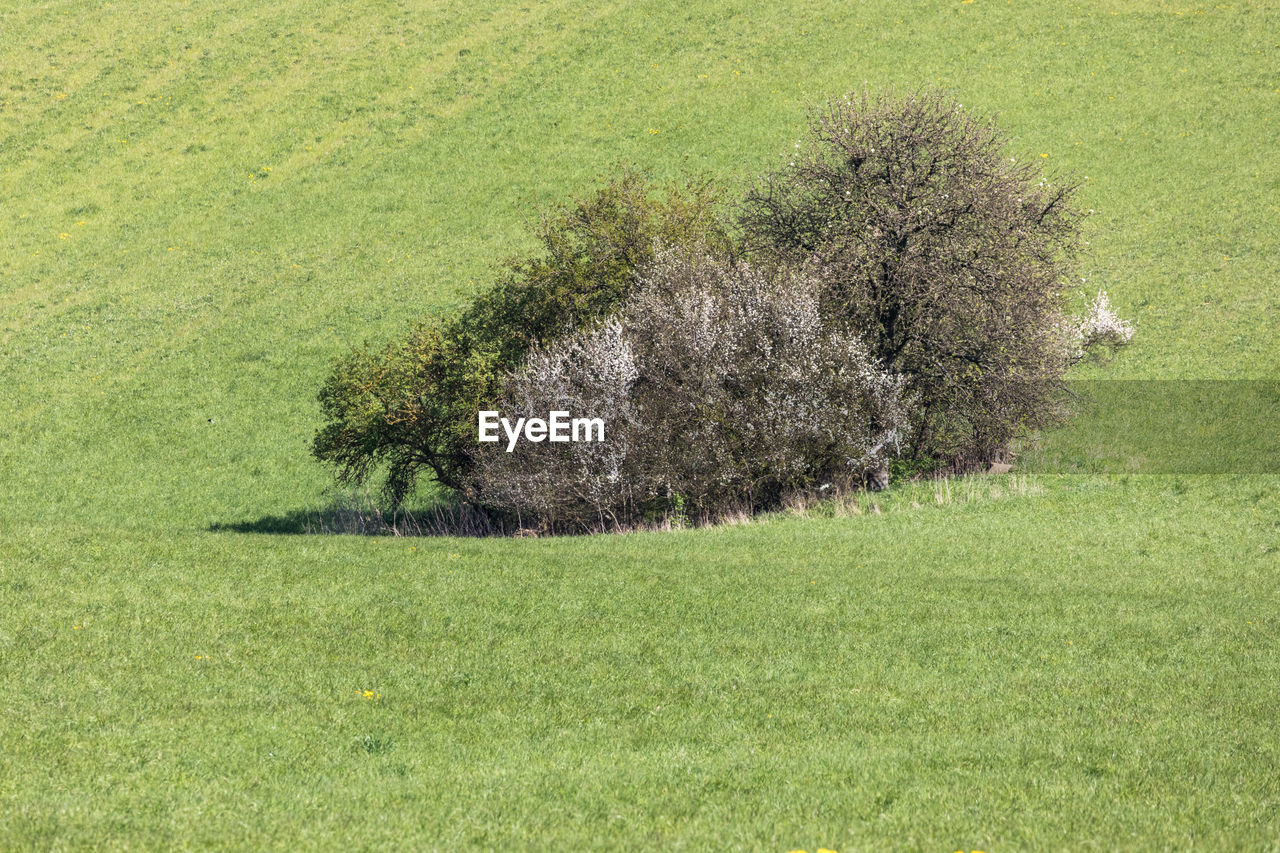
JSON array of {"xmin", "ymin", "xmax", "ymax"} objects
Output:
[{"xmin": 2, "ymin": 0, "xmax": 1278, "ymax": 848}]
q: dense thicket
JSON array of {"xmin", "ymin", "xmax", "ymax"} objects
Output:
[{"xmin": 469, "ymin": 249, "xmax": 908, "ymax": 531}]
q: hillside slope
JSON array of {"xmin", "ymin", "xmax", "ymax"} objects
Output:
[{"xmin": 1, "ymin": 1, "xmax": 1277, "ymax": 848}]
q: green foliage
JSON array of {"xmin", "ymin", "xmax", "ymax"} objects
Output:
[
  {"xmin": 313, "ymin": 316, "xmax": 501, "ymax": 500},
  {"xmin": 459, "ymin": 168, "xmax": 734, "ymax": 364},
  {"xmin": 668, "ymin": 492, "xmax": 688, "ymax": 529}
]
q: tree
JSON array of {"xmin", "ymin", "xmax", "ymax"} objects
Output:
[{"xmin": 740, "ymin": 88, "xmax": 1092, "ymax": 467}]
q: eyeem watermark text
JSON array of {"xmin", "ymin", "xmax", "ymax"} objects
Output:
[{"xmin": 478, "ymin": 410, "xmax": 605, "ymax": 452}]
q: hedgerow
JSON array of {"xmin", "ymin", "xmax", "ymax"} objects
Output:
[{"xmin": 313, "ymin": 88, "xmax": 1132, "ymax": 531}]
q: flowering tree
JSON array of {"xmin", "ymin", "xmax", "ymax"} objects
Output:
[
  {"xmin": 1064, "ymin": 290, "xmax": 1136, "ymax": 363},
  {"xmin": 469, "ymin": 248, "xmax": 908, "ymax": 531}
]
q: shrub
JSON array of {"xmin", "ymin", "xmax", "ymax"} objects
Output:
[
  {"xmin": 313, "ymin": 315, "xmax": 501, "ymax": 501},
  {"xmin": 313, "ymin": 171, "xmax": 732, "ymax": 502},
  {"xmin": 739, "ymin": 88, "xmax": 1109, "ymax": 468},
  {"xmin": 1064, "ymin": 290, "xmax": 1136, "ymax": 363},
  {"xmin": 468, "ymin": 248, "xmax": 908, "ymax": 532}
]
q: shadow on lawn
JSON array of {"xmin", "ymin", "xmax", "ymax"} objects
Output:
[
  {"xmin": 209, "ymin": 497, "xmax": 517, "ymax": 537},
  {"xmin": 209, "ymin": 510, "xmax": 318, "ymax": 535}
]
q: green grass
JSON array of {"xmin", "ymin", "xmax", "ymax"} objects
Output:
[
  {"xmin": 2, "ymin": 0, "xmax": 1278, "ymax": 848},
  {"xmin": 4, "ymin": 477, "xmax": 1279, "ymax": 848}
]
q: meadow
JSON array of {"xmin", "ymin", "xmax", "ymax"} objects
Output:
[{"xmin": 1, "ymin": 0, "xmax": 1278, "ymax": 848}]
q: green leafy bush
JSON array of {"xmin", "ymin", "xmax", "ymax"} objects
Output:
[
  {"xmin": 458, "ymin": 168, "xmax": 733, "ymax": 364},
  {"xmin": 313, "ymin": 315, "xmax": 501, "ymax": 501}
]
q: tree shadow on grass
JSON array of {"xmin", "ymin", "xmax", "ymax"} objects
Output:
[
  {"xmin": 208, "ymin": 496, "xmax": 517, "ymax": 538},
  {"xmin": 208, "ymin": 510, "xmax": 321, "ymax": 535}
]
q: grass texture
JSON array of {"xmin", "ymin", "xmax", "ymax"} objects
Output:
[{"xmin": 1, "ymin": 0, "xmax": 1278, "ymax": 848}]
